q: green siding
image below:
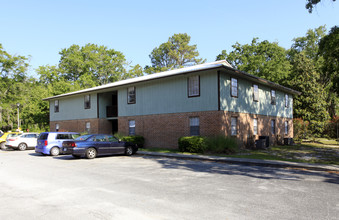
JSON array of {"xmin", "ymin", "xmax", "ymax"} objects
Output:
[
  {"xmin": 118, "ymin": 70, "xmax": 219, "ymax": 116},
  {"xmin": 219, "ymin": 72, "xmax": 293, "ymax": 118},
  {"xmin": 50, "ymin": 93, "xmax": 98, "ymax": 121},
  {"xmin": 98, "ymin": 92, "xmax": 113, "ymax": 118}
]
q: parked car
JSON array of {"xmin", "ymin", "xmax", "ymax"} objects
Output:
[
  {"xmin": 6, "ymin": 132, "xmax": 39, "ymax": 150},
  {"xmin": 35, "ymin": 132, "xmax": 80, "ymax": 156},
  {"xmin": 62, "ymin": 134, "xmax": 138, "ymax": 159},
  {"xmin": 0, "ymin": 132, "xmax": 21, "ymax": 150}
]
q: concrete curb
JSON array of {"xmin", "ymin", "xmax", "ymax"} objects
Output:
[{"xmin": 136, "ymin": 151, "xmax": 339, "ymax": 172}]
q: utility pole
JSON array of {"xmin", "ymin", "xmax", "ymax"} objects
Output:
[{"xmin": 17, "ymin": 103, "xmax": 20, "ymax": 129}]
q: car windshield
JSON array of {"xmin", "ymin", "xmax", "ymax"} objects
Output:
[
  {"xmin": 0, "ymin": 133, "xmax": 3, "ymax": 138},
  {"xmin": 75, "ymin": 134, "xmax": 93, "ymax": 141}
]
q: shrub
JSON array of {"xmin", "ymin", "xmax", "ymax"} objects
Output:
[
  {"xmin": 293, "ymin": 118, "xmax": 310, "ymax": 141},
  {"xmin": 204, "ymin": 135, "xmax": 238, "ymax": 154},
  {"xmin": 178, "ymin": 136, "xmax": 206, "ymax": 153},
  {"xmin": 122, "ymin": 135, "xmax": 145, "ymax": 148}
]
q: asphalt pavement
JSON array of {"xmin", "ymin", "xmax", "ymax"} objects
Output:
[{"xmin": 137, "ymin": 151, "xmax": 339, "ymax": 172}]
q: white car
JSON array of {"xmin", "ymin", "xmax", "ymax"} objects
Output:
[{"xmin": 5, "ymin": 133, "xmax": 39, "ymax": 151}]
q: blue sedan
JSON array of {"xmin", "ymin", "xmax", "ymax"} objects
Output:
[{"xmin": 61, "ymin": 134, "xmax": 138, "ymax": 159}]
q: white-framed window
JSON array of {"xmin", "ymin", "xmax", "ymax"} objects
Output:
[
  {"xmin": 129, "ymin": 120, "xmax": 135, "ymax": 135},
  {"xmin": 128, "ymin": 87, "xmax": 136, "ymax": 104},
  {"xmin": 285, "ymin": 121, "xmax": 289, "ymax": 135},
  {"xmin": 271, "ymin": 90, "xmax": 276, "ymax": 105},
  {"xmin": 253, "ymin": 118, "xmax": 258, "ymax": 135},
  {"xmin": 231, "ymin": 117, "xmax": 237, "ymax": 136},
  {"xmin": 189, "ymin": 117, "xmax": 200, "ymax": 136},
  {"xmin": 253, "ymin": 84, "xmax": 259, "ymax": 102},
  {"xmin": 54, "ymin": 100, "xmax": 59, "ymax": 112},
  {"xmin": 188, "ymin": 75, "xmax": 200, "ymax": 97},
  {"xmin": 231, "ymin": 78, "xmax": 238, "ymax": 97},
  {"xmin": 285, "ymin": 94, "xmax": 289, "ymax": 108},
  {"xmin": 86, "ymin": 122, "xmax": 90, "ymax": 133},
  {"xmin": 55, "ymin": 123, "xmax": 59, "ymax": 132},
  {"xmin": 84, "ymin": 94, "xmax": 91, "ymax": 109},
  {"xmin": 271, "ymin": 119, "xmax": 275, "ymax": 135}
]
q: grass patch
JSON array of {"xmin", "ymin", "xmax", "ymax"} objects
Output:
[{"xmin": 140, "ymin": 141, "xmax": 339, "ymax": 165}]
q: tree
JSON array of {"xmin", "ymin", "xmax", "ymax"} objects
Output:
[
  {"xmin": 306, "ymin": 0, "xmax": 336, "ymax": 13},
  {"xmin": 319, "ymin": 26, "xmax": 339, "ymax": 93},
  {"xmin": 318, "ymin": 26, "xmax": 339, "ymax": 117},
  {"xmin": 216, "ymin": 38, "xmax": 291, "ymax": 84},
  {"xmin": 289, "ymin": 26, "xmax": 326, "ymax": 61},
  {"xmin": 145, "ymin": 33, "xmax": 205, "ymax": 74},
  {"xmin": 286, "ymin": 52, "xmax": 330, "ymax": 135},
  {"xmin": 0, "ymin": 44, "xmax": 30, "ymax": 130},
  {"xmin": 58, "ymin": 43, "xmax": 128, "ymax": 86}
]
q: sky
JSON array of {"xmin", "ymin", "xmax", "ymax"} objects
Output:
[{"xmin": 1, "ymin": 0, "xmax": 338, "ymax": 77}]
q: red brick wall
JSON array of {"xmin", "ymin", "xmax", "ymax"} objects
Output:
[
  {"xmin": 50, "ymin": 111, "xmax": 293, "ymax": 148},
  {"xmin": 118, "ymin": 111, "xmax": 293, "ymax": 148}
]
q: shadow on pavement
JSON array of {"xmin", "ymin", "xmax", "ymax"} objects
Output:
[{"xmin": 138, "ymin": 155, "xmax": 339, "ymax": 184}]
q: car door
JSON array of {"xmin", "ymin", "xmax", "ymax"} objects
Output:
[
  {"xmin": 107, "ymin": 135, "xmax": 125, "ymax": 154},
  {"xmin": 92, "ymin": 135, "xmax": 111, "ymax": 155},
  {"xmin": 26, "ymin": 134, "xmax": 38, "ymax": 147}
]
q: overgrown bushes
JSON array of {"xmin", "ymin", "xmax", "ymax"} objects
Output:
[
  {"xmin": 122, "ymin": 135, "xmax": 145, "ymax": 148},
  {"xmin": 178, "ymin": 135, "xmax": 238, "ymax": 154},
  {"xmin": 178, "ymin": 136, "xmax": 206, "ymax": 153},
  {"xmin": 114, "ymin": 133, "xmax": 145, "ymax": 148}
]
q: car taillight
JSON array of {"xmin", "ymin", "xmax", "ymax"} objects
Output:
[
  {"xmin": 8, "ymin": 138, "xmax": 16, "ymax": 141},
  {"xmin": 44, "ymin": 140, "xmax": 48, "ymax": 146},
  {"xmin": 71, "ymin": 142, "xmax": 77, "ymax": 147}
]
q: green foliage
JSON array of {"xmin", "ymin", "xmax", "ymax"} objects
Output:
[
  {"xmin": 293, "ymin": 118, "xmax": 310, "ymax": 141},
  {"xmin": 204, "ymin": 135, "xmax": 238, "ymax": 154},
  {"xmin": 121, "ymin": 135, "xmax": 145, "ymax": 148},
  {"xmin": 145, "ymin": 33, "xmax": 205, "ymax": 74},
  {"xmin": 178, "ymin": 136, "xmax": 206, "ymax": 153},
  {"xmin": 178, "ymin": 135, "xmax": 238, "ymax": 154},
  {"xmin": 306, "ymin": 0, "xmax": 336, "ymax": 13},
  {"xmin": 58, "ymin": 43, "xmax": 128, "ymax": 86},
  {"xmin": 286, "ymin": 52, "xmax": 330, "ymax": 134},
  {"xmin": 216, "ymin": 38, "xmax": 291, "ymax": 84}
]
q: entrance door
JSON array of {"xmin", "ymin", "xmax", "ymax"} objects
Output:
[{"xmin": 112, "ymin": 119, "xmax": 118, "ymax": 135}]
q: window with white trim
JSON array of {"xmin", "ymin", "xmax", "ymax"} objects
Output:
[
  {"xmin": 188, "ymin": 75, "xmax": 200, "ymax": 97},
  {"xmin": 54, "ymin": 100, "xmax": 59, "ymax": 112},
  {"xmin": 271, "ymin": 90, "xmax": 276, "ymax": 105},
  {"xmin": 129, "ymin": 120, "xmax": 135, "ymax": 135},
  {"xmin": 253, "ymin": 118, "xmax": 258, "ymax": 135},
  {"xmin": 271, "ymin": 119, "xmax": 275, "ymax": 135},
  {"xmin": 189, "ymin": 117, "xmax": 200, "ymax": 136},
  {"xmin": 86, "ymin": 122, "xmax": 90, "ymax": 133},
  {"xmin": 128, "ymin": 87, "xmax": 136, "ymax": 104},
  {"xmin": 253, "ymin": 84, "xmax": 259, "ymax": 102},
  {"xmin": 231, "ymin": 78, "xmax": 238, "ymax": 97},
  {"xmin": 84, "ymin": 94, "xmax": 91, "ymax": 109},
  {"xmin": 231, "ymin": 117, "xmax": 237, "ymax": 136},
  {"xmin": 285, "ymin": 121, "xmax": 289, "ymax": 135},
  {"xmin": 285, "ymin": 94, "xmax": 289, "ymax": 108}
]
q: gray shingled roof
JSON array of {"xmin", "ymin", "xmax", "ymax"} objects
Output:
[{"xmin": 43, "ymin": 60, "xmax": 300, "ymax": 100}]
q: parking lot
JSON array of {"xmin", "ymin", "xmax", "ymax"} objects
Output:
[{"xmin": 0, "ymin": 150, "xmax": 338, "ymax": 220}]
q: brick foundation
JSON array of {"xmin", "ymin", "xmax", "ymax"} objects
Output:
[
  {"xmin": 118, "ymin": 111, "xmax": 293, "ymax": 148},
  {"xmin": 50, "ymin": 118, "xmax": 113, "ymax": 134},
  {"xmin": 50, "ymin": 111, "xmax": 293, "ymax": 148}
]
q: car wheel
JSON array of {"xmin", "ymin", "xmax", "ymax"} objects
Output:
[
  {"xmin": 125, "ymin": 146, "xmax": 133, "ymax": 156},
  {"xmin": 50, "ymin": 147, "xmax": 60, "ymax": 156},
  {"xmin": 18, "ymin": 143, "xmax": 27, "ymax": 151},
  {"xmin": 72, "ymin": 154, "xmax": 81, "ymax": 159},
  {"xmin": 86, "ymin": 148, "xmax": 97, "ymax": 159},
  {"xmin": 0, "ymin": 142, "xmax": 6, "ymax": 150}
]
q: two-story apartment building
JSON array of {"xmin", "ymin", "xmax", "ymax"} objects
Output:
[{"xmin": 43, "ymin": 60, "xmax": 300, "ymax": 148}]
